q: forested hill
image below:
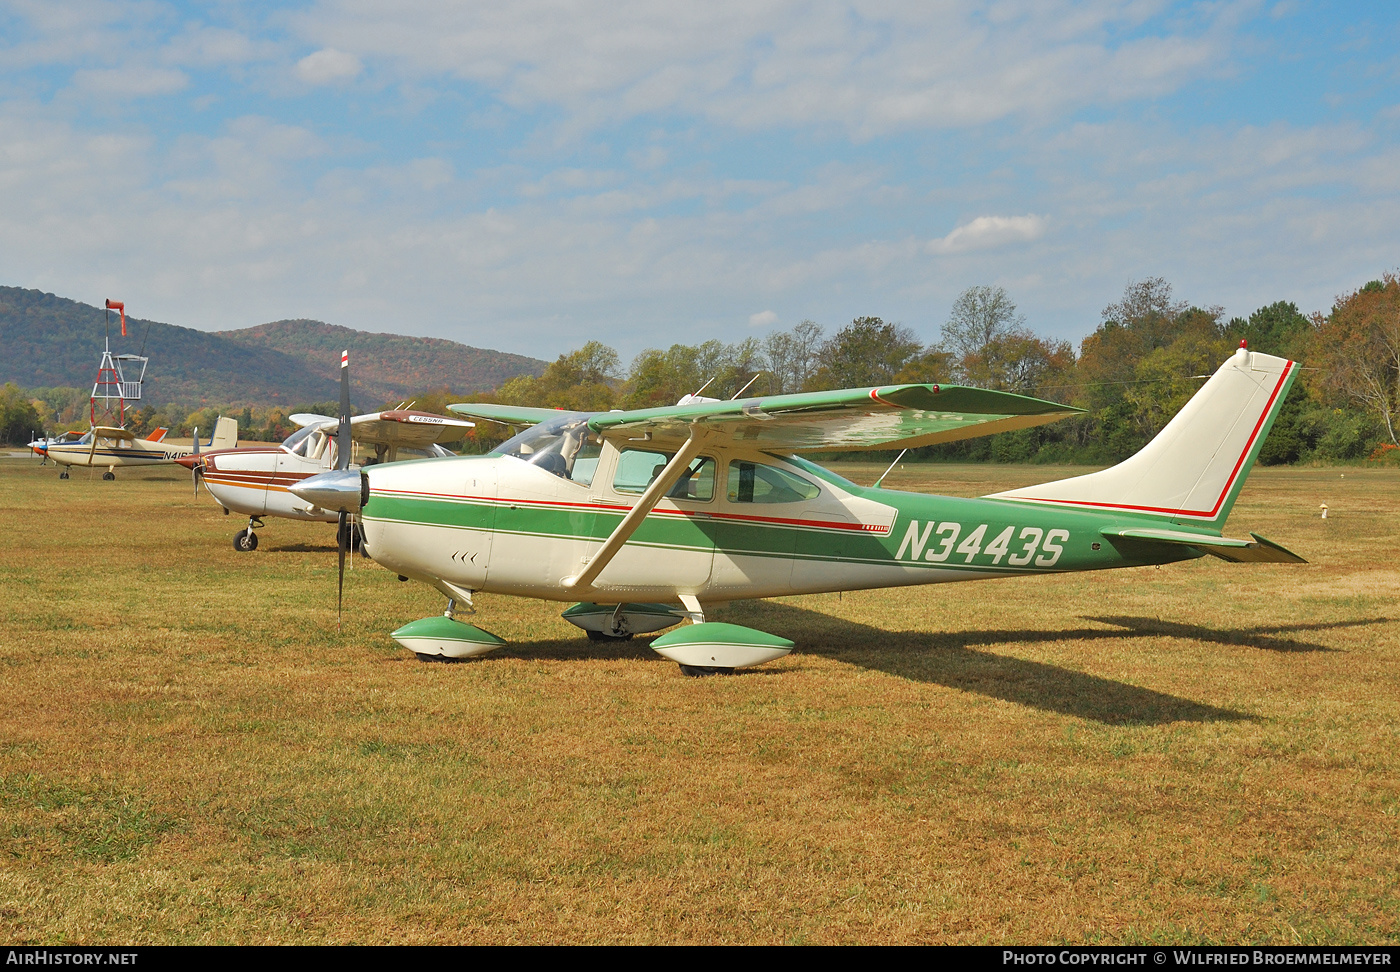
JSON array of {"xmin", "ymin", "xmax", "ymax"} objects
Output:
[
  {"xmin": 0, "ymin": 286, "xmax": 546, "ymax": 407},
  {"xmin": 214, "ymin": 319, "xmax": 545, "ymax": 404}
]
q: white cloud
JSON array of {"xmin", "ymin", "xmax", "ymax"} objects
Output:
[
  {"xmin": 287, "ymin": 0, "xmax": 1233, "ymax": 135},
  {"xmin": 927, "ymin": 215, "xmax": 1048, "ymax": 254},
  {"xmin": 162, "ymin": 26, "xmax": 272, "ymax": 68},
  {"xmin": 296, "ymin": 48, "xmax": 362, "ymax": 85},
  {"xmin": 70, "ymin": 66, "xmax": 188, "ymax": 97},
  {"xmin": 4, "ymin": 100, "xmax": 1395, "ymax": 359}
]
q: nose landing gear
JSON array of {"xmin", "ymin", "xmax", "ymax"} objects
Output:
[{"xmin": 233, "ymin": 517, "xmax": 265, "ymax": 552}]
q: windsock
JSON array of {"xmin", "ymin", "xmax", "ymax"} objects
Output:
[{"xmin": 105, "ymin": 299, "xmax": 126, "ymax": 337}]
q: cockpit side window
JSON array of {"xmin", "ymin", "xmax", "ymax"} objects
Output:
[
  {"xmin": 613, "ymin": 449, "xmax": 715, "ymax": 501},
  {"xmin": 726, "ymin": 460, "xmax": 820, "ymax": 504}
]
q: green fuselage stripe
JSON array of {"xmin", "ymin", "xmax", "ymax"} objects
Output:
[{"xmin": 364, "ymin": 487, "xmax": 1201, "ymax": 576}]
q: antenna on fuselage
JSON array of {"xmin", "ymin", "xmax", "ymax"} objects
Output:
[
  {"xmin": 729, "ymin": 372, "xmax": 762, "ymax": 400},
  {"xmin": 873, "ymin": 449, "xmax": 908, "ymax": 489}
]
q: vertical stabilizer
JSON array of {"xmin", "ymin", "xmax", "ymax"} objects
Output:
[
  {"xmin": 211, "ymin": 416, "xmax": 239, "ymax": 450},
  {"xmin": 987, "ymin": 348, "xmax": 1296, "ymax": 529}
]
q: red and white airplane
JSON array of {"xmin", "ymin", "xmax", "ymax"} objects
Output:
[{"xmin": 179, "ymin": 353, "xmax": 474, "ymax": 550}]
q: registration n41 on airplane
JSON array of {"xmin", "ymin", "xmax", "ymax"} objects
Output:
[{"xmin": 292, "ymin": 345, "xmax": 1304, "ymax": 677}]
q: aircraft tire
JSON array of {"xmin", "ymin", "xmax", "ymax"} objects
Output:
[
  {"xmin": 414, "ymin": 652, "xmax": 467, "ymax": 663},
  {"xmin": 337, "ymin": 521, "xmax": 364, "ymax": 552},
  {"xmin": 58, "ymin": 471, "xmax": 69, "ymax": 480},
  {"xmin": 233, "ymin": 529, "xmax": 258, "ymax": 552},
  {"xmin": 679, "ymin": 665, "xmax": 735, "ymax": 677},
  {"xmin": 585, "ymin": 629, "xmax": 633, "ymax": 642},
  {"xmin": 102, "ymin": 472, "xmax": 115, "ymax": 481}
]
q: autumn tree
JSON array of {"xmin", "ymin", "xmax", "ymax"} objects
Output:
[
  {"xmin": 962, "ymin": 334, "xmax": 1075, "ymax": 395},
  {"xmin": 1226, "ymin": 301, "xmax": 1312, "ymax": 359},
  {"xmin": 807, "ymin": 317, "xmax": 923, "ymax": 389},
  {"xmin": 498, "ymin": 340, "xmax": 620, "ymax": 412},
  {"xmin": 761, "ymin": 320, "xmax": 823, "ymax": 393},
  {"xmin": 0, "ymin": 383, "xmax": 41, "ymax": 445},
  {"xmin": 1077, "ymin": 276, "xmax": 1188, "ymax": 400},
  {"xmin": 1312, "ymin": 274, "xmax": 1400, "ymax": 445},
  {"xmin": 941, "ymin": 285, "xmax": 1028, "ymax": 364}
]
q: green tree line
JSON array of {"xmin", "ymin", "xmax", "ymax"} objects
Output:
[
  {"xmin": 448, "ymin": 275, "xmax": 1396, "ymax": 465},
  {"xmin": 7, "ymin": 273, "xmax": 1397, "ymax": 467}
]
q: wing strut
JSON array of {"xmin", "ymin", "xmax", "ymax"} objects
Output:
[{"xmin": 563, "ymin": 427, "xmax": 709, "ymax": 592}]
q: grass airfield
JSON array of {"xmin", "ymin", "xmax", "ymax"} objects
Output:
[{"xmin": 0, "ymin": 457, "xmax": 1396, "ymax": 944}]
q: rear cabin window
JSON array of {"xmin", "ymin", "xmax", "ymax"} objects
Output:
[
  {"xmin": 726, "ymin": 460, "xmax": 820, "ymax": 504},
  {"xmin": 613, "ymin": 449, "xmax": 715, "ymax": 501}
]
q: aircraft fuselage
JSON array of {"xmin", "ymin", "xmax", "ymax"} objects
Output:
[
  {"xmin": 196, "ymin": 446, "xmax": 343, "ymax": 522},
  {"xmin": 360, "ymin": 448, "xmax": 1200, "ymax": 605}
]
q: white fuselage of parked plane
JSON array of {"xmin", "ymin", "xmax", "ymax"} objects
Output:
[
  {"xmin": 197, "ymin": 435, "xmax": 343, "ymax": 523},
  {"xmin": 45, "ymin": 432, "xmax": 193, "ymax": 469}
]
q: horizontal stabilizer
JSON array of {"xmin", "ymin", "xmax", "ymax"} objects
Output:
[{"xmin": 1104, "ymin": 527, "xmax": 1306, "ymax": 564}]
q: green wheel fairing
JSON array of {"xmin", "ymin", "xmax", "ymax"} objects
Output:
[{"xmin": 390, "ymin": 616, "xmax": 507, "ymax": 660}]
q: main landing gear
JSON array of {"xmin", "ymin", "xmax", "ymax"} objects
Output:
[
  {"xmin": 559, "ymin": 598, "xmax": 796, "ymax": 676},
  {"xmin": 390, "ymin": 591, "xmax": 506, "ymax": 662},
  {"xmin": 101, "ymin": 471, "xmax": 115, "ymax": 481},
  {"xmin": 233, "ymin": 516, "xmax": 264, "ymax": 552},
  {"xmin": 58, "ymin": 470, "xmax": 70, "ymax": 480}
]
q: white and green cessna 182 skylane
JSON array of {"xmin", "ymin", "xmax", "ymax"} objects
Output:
[{"xmin": 291, "ymin": 345, "xmax": 1303, "ymax": 676}]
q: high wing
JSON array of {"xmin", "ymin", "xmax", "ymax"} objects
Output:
[
  {"xmin": 349, "ymin": 410, "xmax": 474, "ymax": 449},
  {"xmin": 579, "ymin": 384, "xmax": 1081, "ymax": 453},
  {"xmin": 290, "ymin": 412, "xmax": 336, "ymax": 428},
  {"xmin": 292, "ymin": 410, "xmax": 474, "ymax": 449},
  {"xmin": 91, "ymin": 425, "xmax": 138, "ymax": 440},
  {"xmin": 446, "ymin": 404, "xmax": 571, "ymax": 427}
]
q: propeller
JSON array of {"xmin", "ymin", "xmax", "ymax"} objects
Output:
[
  {"xmin": 191, "ymin": 425, "xmax": 203, "ymax": 496},
  {"xmin": 337, "ymin": 349, "xmax": 352, "ymax": 629}
]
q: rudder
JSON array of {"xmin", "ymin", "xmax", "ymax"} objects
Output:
[
  {"xmin": 988, "ymin": 347, "xmax": 1296, "ymax": 529},
  {"xmin": 211, "ymin": 416, "xmax": 239, "ymax": 450}
]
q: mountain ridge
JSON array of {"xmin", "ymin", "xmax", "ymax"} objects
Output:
[{"xmin": 0, "ymin": 286, "xmax": 546, "ymax": 407}]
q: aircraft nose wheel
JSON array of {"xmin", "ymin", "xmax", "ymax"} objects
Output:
[
  {"xmin": 101, "ymin": 472, "xmax": 115, "ymax": 481},
  {"xmin": 337, "ymin": 519, "xmax": 364, "ymax": 552},
  {"xmin": 233, "ymin": 529, "xmax": 258, "ymax": 551},
  {"xmin": 58, "ymin": 471, "xmax": 69, "ymax": 480}
]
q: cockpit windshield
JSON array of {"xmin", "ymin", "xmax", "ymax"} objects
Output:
[
  {"xmin": 282, "ymin": 424, "xmax": 317, "ymax": 452},
  {"xmin": 494, "ymin": 413, "xmax": 602, "ymax": 484},
  {"xmin": 281, "ymin": 424, "xmax": 336, "ymax": 461}
]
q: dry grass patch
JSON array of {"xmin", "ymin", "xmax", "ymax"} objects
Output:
[{"xmin": 0, "ymin": 459, "xmax": 1396, "ymax": 943}]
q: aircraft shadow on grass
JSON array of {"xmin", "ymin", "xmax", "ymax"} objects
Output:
[
  {"xmin": 274, "ymin": 542, "xmax": 343, "ymax": 554},
  {"xmin": 477, "ymin": 602, "xmax": 1390, "ymax": 726}
]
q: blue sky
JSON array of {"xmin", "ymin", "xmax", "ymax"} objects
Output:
[{"xmin": 1, "ymin": 1, "xmax": 1397, "ymax": 360}]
